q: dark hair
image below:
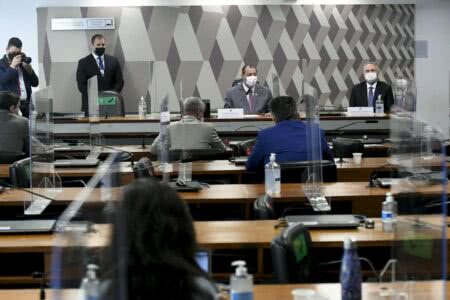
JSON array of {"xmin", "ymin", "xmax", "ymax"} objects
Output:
[
  {"xmin": 0, "ymin": 91, "xmax": 19, "ymax": 110},
  {"xmin": 241, "ymin": 64, "xmax": 257, "ymax": 76},
  {"xmin": 91, "ymin": 34, "xmax": 104, "ymax": 45},
  {"xmin": 7, "ymin": 37, "xmax": 22, "ymax": 49},
  {"xmin": 270, "ymin": 96, "xmax": 299, "ymax": 122},
  {"xmin": 108, "ymin": 178, "xmax": 213, "ymax": 300}
]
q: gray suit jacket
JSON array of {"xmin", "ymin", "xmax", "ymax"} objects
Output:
[
  {"xmin": 0, "ymin": 110, "xmax": 29, "ymax": 156},
  {"xmin": 224, "ymin": 83, "xmax": 272, "ymax": 114},
  {"xmin": 150, "ymin": 115, "xmax": 226, "ymax": 154}
]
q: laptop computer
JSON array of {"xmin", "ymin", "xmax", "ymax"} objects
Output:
[
  {"xmin": 285, "ymin": 214, "xmax": 360, "ymax": 229},
  {"xmin": 195, "ymin": 250, "xmax": 211, "ymax": 274},
  {"xmin": 53, "ymin": 157, "xmax": 100, "ymax": 167},
  {"xmin": 231, "ymin": 156, "xmax": 248, "ymax": 165},
  {"xmin": 0, "ymin": 220, "xmax": 56, "ymax": 234}
]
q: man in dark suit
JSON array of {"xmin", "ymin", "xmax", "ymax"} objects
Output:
[
  {"xmin": 0, "ymin": 91, "xmax": 29, "ymax": 158},
  {"xmin": 349, "ymin": 62, "xmax": 394, "ymax": 113},
  {"xmin": 246, "ymin": 96, "xmax": 333, "ymax": 172},
  {"xmin": 76, "ymin": 34, "xmax": 124, "ymax": 116},
  {"xmin": 224, "ymin": 64, "xmax": 272, "ymax": 114},
  {"xmin": 0, "ymin": 37, "xmax": 39, "ymax": 118}
]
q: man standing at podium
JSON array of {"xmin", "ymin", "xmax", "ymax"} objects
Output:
[
  {"xmin": 224, "ymin": 64, "xmax": 272, "ymax": 114},
  {"xmin": 349, "ymin": 62, "xmax": 394, "ymax": 112},
  {"xmin": 76, "ymin": 34, "xmax": 124, "ymax": 116}
]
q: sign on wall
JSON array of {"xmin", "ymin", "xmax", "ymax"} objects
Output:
[{"xmin": 51, "ymin": 18, "xmax": 115, "ymax": 31}]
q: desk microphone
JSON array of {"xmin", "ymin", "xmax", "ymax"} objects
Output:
[
  {"xmin": 32, "ymin": 271, "xmax": 49, "ymax": 300},
  {"xmin": 334, "ymin": 120, "xmax": 379, "ymax": 137}
]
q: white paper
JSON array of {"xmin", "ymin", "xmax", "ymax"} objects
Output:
[
  {"xmin": 347, "ymin": 107, "xmax": 374, "ymax": 117},
  {"xmin": 217, "ymin": 108, "xmax": 244, "ymax": 119}
]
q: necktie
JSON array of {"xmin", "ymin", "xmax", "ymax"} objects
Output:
[
  {"xmin": 98, "ymin": 56, "xmax": 105, "ymax": 76},
  {"xmin": 368, "ymin": 86, "xmax": 374, "ymax": 108},
  {"xmin": 247, "ymin": 89, "xmax": 255, "ymax": 113}
]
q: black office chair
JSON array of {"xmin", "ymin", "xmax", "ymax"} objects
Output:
[
  {"xmin": 0, "ymin": 152, "xmax": 25, "ymax": 164},
  {"xmin": 168, "ymin": 149, "xmax": 232, "ymax": 162},
  {"xmin": 231, "ymin": 78, "xmax": 243, "ymax": 87},
  {"xmin": 98, "ymin": 91, "xmax": 125, "ymax": 117},
  {"xmin": 253, "ymin": 194, "xmax": 276, "ymax": 220},
  {"xmin": 233, "ymin": 139, "xmax": 256, "ymax": 156},
  {"xmin": 9, "ymin": 157, "xmax": 31, "ymax": 188},
  {"xmin": 279, "ymin": 160, "xmax": 337, "ymax": 183},
  {"xmin": 332, "ymin": 138, "xmax": 365, "ymax": 161},
  {"xmin": 271, "ymin": 223, "xmax": 313, "ymax": 283},
  {"xmin": 132, "ymin": 157, "xmax": 155, "ymax": 178}
]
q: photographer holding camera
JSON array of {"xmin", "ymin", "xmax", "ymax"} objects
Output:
[{"xmin": 0, "ymin": 37, "xmax": 39, "ymax": 118}]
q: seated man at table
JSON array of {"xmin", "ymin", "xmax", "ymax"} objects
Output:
[
  {"xmin": 150, "ymin": 97, "xmax": 226, "ymax": 155},
  {"xmin": 0, "ymin": 91, "xmax": 29, "ymax": 160},
  {"xmin": 224, "ymin": 64, "xmax": 272, "ymax": 114},
  {"xmin": 246, "ymin": 96, "xmax": 333, "ymax": 172},
  {"xmin": 349, "ymin": 62, "xmax": 394, "ymax": 112}
]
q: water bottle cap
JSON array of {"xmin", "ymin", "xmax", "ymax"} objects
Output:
[
  {"xmin": 343, "ymin": 238, "xmax": 356, "ymax": 249},
  {"xmin": 87, "ymin": 264, "xmax": 99, "ymax": 271},
  {"xmin": 232, "ymin": 260, "xmax": 248, "ymax": 276},
  {"xmin": 270, "ymin": 153, "xmax": 276, "ymax": 161}
]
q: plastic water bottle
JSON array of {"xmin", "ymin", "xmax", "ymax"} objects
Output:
[
  {"xmin": 375, "ymin": 95, "xmax": 384, "ymax": 115},
  {"xmin": 340, "ymin": 238, "xmax": 362, "ymax": 300},
  {"xmin": 265, "ymin": 153, "xmax": 280, "ymax": 196},
  {"xmin": 138, "ymin": 96, "xmax": 147, "ymax": 119},
  {"xmin": 382, "ymin": 192, "xmax": 398, "ymax": 232},
  {"xmin": 80, "ymin": 264, "xmax": 100, "ymax": 300},
  {"xmin": 230, "ymin": 261, "xmax": 253, "ymax": 300}
]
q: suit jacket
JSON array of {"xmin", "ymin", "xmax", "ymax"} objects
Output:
[
  {"xmin": 150, "ymin": 115, "xmax": 226, "ymax": 154},
  {"xmin": 246, "ymin": 120, "xmax": 333, "ymax": 172},
  {"xmin": 0, "ymin": 110, "xmax": 29, "ymax": 156},
  {"xmin": 0, "ymin": 55, "xmax": 39, "ymax": 103},
  {"xmin": 76, "ymin": 54, "xmax": 124, "ymax": 115},
  {"xmin": 224, "ymin": 83, "xmax": 272, "ymax": 114},
  {"xmin": 349, "ymin": 80, "xmax": 394, "ymax": 113}
]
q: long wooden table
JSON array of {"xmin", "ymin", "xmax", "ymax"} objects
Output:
[
  {"xmin": 1, "ymin": 156, "xmax": 445, "ymax": 184},
  {"xmin": 0, "ymin": 182, "xmax": 447, "ymax": 217},
  {"xmin": 2, "ymin": 281, "xmax": 447, "ymax": 299},
  {"xmin": 0, "ymin": 218, "xmax": 446, "ymax": 285}
]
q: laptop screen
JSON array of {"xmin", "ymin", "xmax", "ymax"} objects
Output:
[{"xmin": 195, "ymin": 251, "xmax": 210, "ymax": 273}]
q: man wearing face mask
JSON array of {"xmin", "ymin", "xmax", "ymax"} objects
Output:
[
  {"xmin": 76, "ymin": 34, "xmax": 124, "ymax": 116},
  {"xmin": 0, "ymin": 37, "xmax": 39, "ymax": 118},
  {"xmin": 349, "ymin": 62, "xmax": 394, "ymax": 112},
  {"xmin": 224, "ymin": 64, "xmax": 272, "ymax": 114}
]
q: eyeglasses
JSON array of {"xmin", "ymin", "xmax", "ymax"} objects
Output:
[{"xmin": 365, "ymin": 69, "xmax": 377, "ymax": 73}]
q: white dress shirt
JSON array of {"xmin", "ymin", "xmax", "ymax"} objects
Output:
[
  {"xmin": 92, "ymin": 53, "xmax": 105, "ymax": 76},
  {"xmin": 17, "ymin": 68, "xmax": 27, "ymax": 100},
  {"xmin": 242, "ymin": 83, "xmax": 255, "ymax": 106}
]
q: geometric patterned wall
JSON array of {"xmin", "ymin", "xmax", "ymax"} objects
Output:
[{"xmin": 37, "ymin": 5, "xmax": 415, "ymax": 113}]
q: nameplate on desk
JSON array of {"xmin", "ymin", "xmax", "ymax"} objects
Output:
[
  {"xmin": 347, "ymin": 107, "xmax": 374, "ymax": 117},
  {"xmin": 218, "ymin": 109, "xmax": 244, "ymax": 119}
]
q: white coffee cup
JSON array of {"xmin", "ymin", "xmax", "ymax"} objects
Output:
[
  {"xmin": 352, "ymin": 152, "xmax": 363, "ymax": 165},
  {"xmin": 292, "ymin": 288, "xmax": 316, "ymax": 300}
]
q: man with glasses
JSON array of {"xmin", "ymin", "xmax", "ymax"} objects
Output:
[{"xmin": 349, "ymin": 62, "xmax": 394, "ymax": 112}]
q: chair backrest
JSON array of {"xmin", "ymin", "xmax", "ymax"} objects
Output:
[
  {"xmin": 132, "ymin": 157, "xmax": 155, "ymax": 178},
  {"xmin": 168, "ymin": 149, "xmax": 231, "ymax": 162},
  {"xmin": 271, "ymin": 223, "xmax": 313, "ymax": 283},
  {"xmin": 332, "ymin": 138, "xmax": 365, "ymax": 159},
  {"xmin": 98, "ymin": 91, "xmax": 125, "ymax": 117},
  {"xmin": 0, "ymin": 152, "xmax": 25, "ymax": 164},
  {"xmin": 253, "ymin": 194, "xmax": 276, "ymax": 220},
  {"xmin": 235, "ymin": 138, "xmax": 256, "ymax": 156},
  {"xmin": 9, "ymin": 157, "xmax": 31, "ymax": 188},
  {"xmin": 279, "ymin": 160, "xmax": 337, "ymax": 183},
  {"xmin": 202, "ymin": 99, "xmax": 211, "ymax": 119}
]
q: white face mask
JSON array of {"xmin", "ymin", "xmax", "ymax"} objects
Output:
[
  {"xmin": 364, "ymin": 72, "xmax": 378, "ymax": 84},
  {"xmin": 245, "ymin": 75, "xmax": 257, "ymax": 88}
]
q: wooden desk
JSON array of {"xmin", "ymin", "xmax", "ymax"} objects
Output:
[
  {"xmin": 2, "ymin": 156, "xmax": 445, "ymax": 185},
  {"xmin": 0, "ymin": 182, "xmax": 447, "ymax": 217},
  {"xmin": 0, "ymin": 217, "xmax": 446, "ymax": 284},
  {"xmin": 1, "ymin": 281, "xmax": 446, "ymax": 299}
]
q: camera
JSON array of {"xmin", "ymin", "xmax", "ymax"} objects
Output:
[{"xmin": 19, "ymin": 53, "xmax": 32, "ymax": 64}]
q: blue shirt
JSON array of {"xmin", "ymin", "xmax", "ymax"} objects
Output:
[{"xmin": 246, "ymin": 120, "xmax": 333, "ymax": 172}]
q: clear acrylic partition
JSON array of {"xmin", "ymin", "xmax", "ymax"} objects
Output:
[
  {"xmin": 88, "ymin": 76, "xmax": 103, "ymax": 158},
  {"xmin": 50, "ymin": 153, "xmax": 124, "ymax": 300},
  {"xmin": 27, "ymin": 86, "xmax": 61, "ymax": 215},
  {"xmin": 392, "ymin": 78, "xmax": 417, "ymax": 113},
  {"xmin": 382, "ymin": 111, "xmax": 447, "ymax": 299},
  {"xmin": 302, "ymin": 84, "xmax": 330, "ymax": 212},
  {"xmin": 158, "ymin": 95, "xmax": 170, "ymax": 183}
]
